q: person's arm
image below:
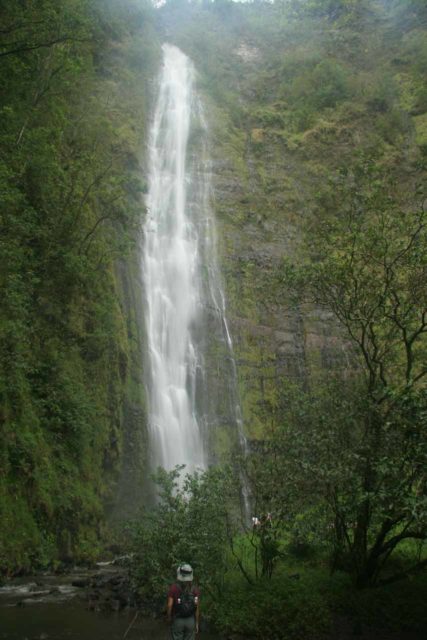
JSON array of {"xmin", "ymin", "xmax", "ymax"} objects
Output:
[
  {"xmin": 167, "ymin": 596, "xmax": 174, "ymax": 623},
  {"xmin": 195, "ymin": 599, "xmax": 200, "ymax": 633}
]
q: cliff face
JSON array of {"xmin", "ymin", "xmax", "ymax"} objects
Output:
[
  {"xmin": 1, "ymin": 0, "xmax": 426, "ymax": 573},
  {"xmin": 209, "ymin": 101, "xmax": 345, "ymax": 441},
  {"xmin": 162, "ymin": 0, "xmax": 427, "ymax": 442},
  {"xmin": 0, "ymin": 0, "xmax": 159, "ymax": 572}
]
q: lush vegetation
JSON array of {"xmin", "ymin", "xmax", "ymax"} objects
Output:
[
  {"xmin": 130, "ymin": 466, "xmax": 426, "ymax": 638},
  {"xmin": 274, "ymin": 160, "xmax": 426, "ymax": 587},
  {"xmin": 129, "ymin": 1, "xmax": 426, "ymax": 638},
  {"xmin": 1, "ymin": 0, "xmax": 426, "ymax": 636},
  {"xmin": 0, "ymin": 0, "xmax": 159, "ymax": 573}
]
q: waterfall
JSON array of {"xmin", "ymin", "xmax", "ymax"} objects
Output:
[{"xmin": 142, "ymin": 44, "xmax": 248, "ymax": 481}]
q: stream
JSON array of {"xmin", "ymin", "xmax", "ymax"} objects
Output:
[
  {"xmin": 2, "ymin": 574, "xmax": 424, "ymax": 640},
  {"xmin": 0, "ymin": 573, "xmax": 218, "ymax": 640}
]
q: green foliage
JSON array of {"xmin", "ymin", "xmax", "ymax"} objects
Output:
[
  {"xmin": 215, "ymin": 572, "xmax": 331, "ymax": 640},
  {"xmin": 158, "ymin": 0, "xmax": 427, "ymax": 593},
  {"xmin": 128, "ymin": 467, "xmax": 427, "ymax": 637},
  {"xmin": 129, "ymin": 466, "xmax": 237, "ymax": 602},
  {"xmin": 301, "ymin": 162, "xmax": 426, "ymax": 398},
  {"xmin": 287, "ymin": 59, "xmax": 351, "ymax": 112},
  {"xmin": 330, "ymin": 562, "xmax": 427, "ymax": 633},
  {"xmin": 0, "ymin": 0, "xmax": 158, "ymax": 573},
  {"xmin": 276, "ymin": 161, "xmax": 427, "ymax": 586},
  {"xmin": 146, "ymin": 2, "xmax": 427, "ymax": 634}
]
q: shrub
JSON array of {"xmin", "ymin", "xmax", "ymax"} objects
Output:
[
  {"xmin": 129, "ymin": 466, "xmax": 236, "ymax": 604},
  {"xmin": 215, "ymin": 572, "xmax": 331, "ymax": 640}
]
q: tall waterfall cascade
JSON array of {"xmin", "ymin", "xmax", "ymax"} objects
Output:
[{"xmin": 142, "ymin": 44, "xmax": 246, "ymax": 476}]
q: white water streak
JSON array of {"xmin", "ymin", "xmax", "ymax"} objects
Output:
[
  {"xmin": 142, "ymin": 44, "xmax": 248, "ymax": 486},
  {"xmin": 143, "ymin": 44, "xmax": 207, "ymax": 474}
]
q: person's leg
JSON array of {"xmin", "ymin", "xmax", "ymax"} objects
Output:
[
  {"xmin": 181, "ymin": 616, "xmax": 196, "ymax": 640},
  {"xmin": 170, "ymin": 617, "xmax": 186, "ymax": 640}
]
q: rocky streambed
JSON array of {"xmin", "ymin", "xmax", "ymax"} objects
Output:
[
  {"xmin": 0, "ymin": 564, "xmax": 217, "ymax": 640},
  {"xmin": 0, "ymin": 563, "xmax": 133, "ymax": 610},
  {"xmin": 1, "ymin": 568, "xmax": 423, "ymax": 640}
]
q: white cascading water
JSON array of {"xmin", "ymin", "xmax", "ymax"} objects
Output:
[
  {"xmin": 143, "ymin": 44, "xmax": 204, "ymax": 474},
  {"xmin": 142, "ymin": 44, "xmax": 248, "ymax": 485}
]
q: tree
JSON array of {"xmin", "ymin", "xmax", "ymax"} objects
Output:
[
  {"xmin": 0, "ymin": 0, "xmax": 157, "ymax": 571},
  {"xmin": 129, "ymin": 466, "xmax": 237, "ymax": 602},
  {"xmin": 0, "ymin": 0, "xmax": 91, "ymax": 59},
  {"xmin": 279, "ymin": 160, "xmax": 427, "ymax": 586}
]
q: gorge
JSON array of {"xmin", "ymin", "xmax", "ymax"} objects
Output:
[{"xmin": 0, "ymin": 1, "xmax": 426, "ymax": 638}]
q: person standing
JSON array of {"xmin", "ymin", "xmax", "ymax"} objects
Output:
[{"xmin": 167, "ymin": 563, "xmax": 200, "ymax": 640}]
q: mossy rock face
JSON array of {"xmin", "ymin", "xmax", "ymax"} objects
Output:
[
  {"xmin": 414, "ymin": 113, "xmax": 427, "ymax": 153},
  {"xmin": 1, "ymin": 0, "xmax": 426, "ymax": 572},
  {"xmin": 162, "ymin": 0, "xmax": 427, "ymax": 446},
  {"xmin": 0, "ymin": 1, "xmax": 159, "ymax": 573},
  {"xmin": 205, "ymin": 98, "xmax": 340, "ymax": 443}
]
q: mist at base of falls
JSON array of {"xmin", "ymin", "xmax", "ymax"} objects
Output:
[{"xmin": 142, "ymin": 43, "xmax": 246, "ymax": 477}]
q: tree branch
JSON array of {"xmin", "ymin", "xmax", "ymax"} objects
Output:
[
  {"xmin": 0, "ymin": 36, "xmax": 91, "ymax": 58},
  {"xmin": 377, "ymin": 558, "xmax": 427, "ymax": 587},
  {"xmin": 0, "ymin": 20, "xmax": 47, "ymax": 35}
]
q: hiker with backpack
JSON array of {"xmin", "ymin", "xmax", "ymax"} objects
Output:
[{"xmin": 167, "ymin": 563, "xmax": 200, "ymax": 639}]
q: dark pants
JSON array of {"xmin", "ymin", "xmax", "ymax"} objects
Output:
[{"xmin": 170, "ymin": 616, "xmax": 196, "ymax": 640}]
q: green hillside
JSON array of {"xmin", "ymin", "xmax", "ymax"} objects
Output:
[
  {"xmin": 0, "ymin": 0, "xmax": 159, "ymax": 572},
  {"xmin": 0, "ymin": 9, "xmax": 425, "ymax": 635}
]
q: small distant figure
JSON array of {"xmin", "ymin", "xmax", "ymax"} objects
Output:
[
  {"xmin": 252, "ymin": 516, "xmax": 261, "ymax": 527},
  {"xmin": 167, "ymin": 563, "xmax": 200, "ymax": 639}
]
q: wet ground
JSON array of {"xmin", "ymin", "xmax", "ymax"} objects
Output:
[
  {"xmin": 1, "ymin": 602, "xmax": 167, "ymax": 640},
  {"xmin": 1, "ymin": 573, "xmax": 424, "ymax": 640},
  {"xmin": 0, "ymin": 574, "xmax": 217, "ymax": 640}
]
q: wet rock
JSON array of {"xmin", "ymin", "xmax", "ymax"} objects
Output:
[
  {"xmin": 71, "ymin": 578, "xmax": 89, "ymax": 588},
  {"xmin": 110, "ymin": 598, "xmax": 121, "ymax": 611},
  {"xmin": 87, "ymin": 569, "xmax": 132, "ymax": 612},
  {"xmin": 1, "ymin": 566, "xmax": 134, "ymax": 613}
]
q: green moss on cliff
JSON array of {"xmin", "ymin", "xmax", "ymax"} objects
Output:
[
  {"xmin": 159, "ymin": 0, "xmax": 426, "ymax": 443},
  {"xmin": 0, "ymin": 0, "xmax": 159, "ymax": 573}
]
